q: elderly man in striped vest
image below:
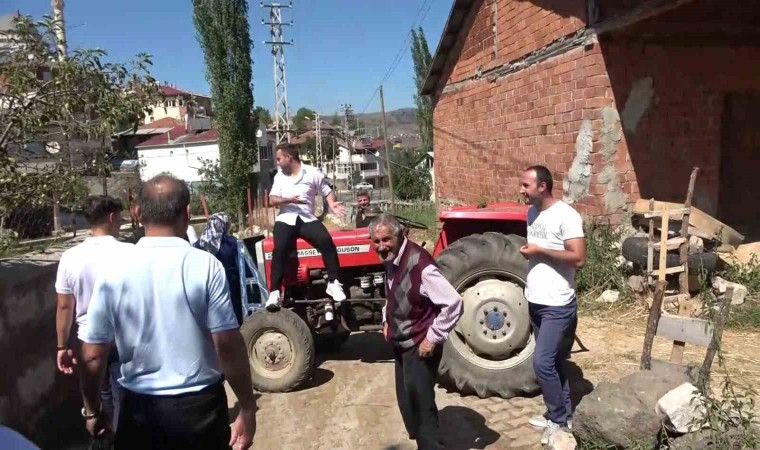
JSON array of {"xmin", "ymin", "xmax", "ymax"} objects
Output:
[{"xmin": 369, "ymin": 214, "xmax": 463, "ymax": 450}]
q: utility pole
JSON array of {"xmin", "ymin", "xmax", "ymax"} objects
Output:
[
  {"xmin": 380, "ymin": 85, "xmax": 395, "ymax": 211},
  {"xmin": 51, "ymin": 0, "xmax": 67, "ymax": 233},
  {"xmin": 341, "ymin": 103, "xmax": 356, "ymax": 193},
  {"xmin": 261, "ymin": 2, "xmax": 293, "ymax": 146},
  {"xmin": 314, "ymin": 112, "xmax": 321, "ymax": 170}
]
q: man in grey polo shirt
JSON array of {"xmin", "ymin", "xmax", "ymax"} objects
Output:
[{"xmin": 79, "ymin": 175, "xmax": 256, "ymax": 450}]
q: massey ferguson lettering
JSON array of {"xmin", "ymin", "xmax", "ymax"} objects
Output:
[{"xmin": 265, "ymin": 244, "xmax": 370, "ymax": 260}]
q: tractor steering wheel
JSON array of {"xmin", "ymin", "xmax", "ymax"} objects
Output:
[{"xmin": 393, "ymin": 214, "xmax": 428, "ymax": 230}]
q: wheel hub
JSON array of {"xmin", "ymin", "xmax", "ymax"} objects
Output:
[
  {"xmin": 252, "ymin": 331, "xmax": 293, "ymax": 374},
  {"xmin": 456, "ymin": 278, "xmax": 530, "ymax": 360}
]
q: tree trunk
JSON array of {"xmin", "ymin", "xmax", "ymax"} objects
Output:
[{"xmin": 51, "ymin": 0, "xmax": 67, "ymax": 60}]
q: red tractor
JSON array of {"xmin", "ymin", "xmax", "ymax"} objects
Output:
[{"xmin": 239, "ymin": 202, "xmax": 538, "ymax": 399}]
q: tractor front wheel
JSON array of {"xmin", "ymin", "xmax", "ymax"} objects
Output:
[
  {"xmin": 240, "ymin": 308, "xmax": 315, "ymax": 393},
  {"xmin": 436, "ymin": 232, "xmax": 539, "ymax": 399}
]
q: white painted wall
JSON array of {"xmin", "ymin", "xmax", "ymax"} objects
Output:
[{"xmin": 138, "ymin": 142, "xmax": 250, "ymax": 182}]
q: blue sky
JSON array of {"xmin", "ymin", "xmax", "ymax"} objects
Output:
[{"xmin": 5, "ymin": 0, "xmax": 451, "ymax": 115}]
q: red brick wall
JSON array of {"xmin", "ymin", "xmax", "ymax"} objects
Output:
[
  {"xmin": 434, "ymin": 42, "xmax": 629, "ymax": 220},
  {"xmin": 450, "ymin": 0, "xmax": 586, "ymax": 84}
]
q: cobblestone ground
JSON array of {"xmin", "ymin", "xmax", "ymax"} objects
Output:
[{"xmin": 228, "ymin": 332, "xmax": 546, "ymax": 450}]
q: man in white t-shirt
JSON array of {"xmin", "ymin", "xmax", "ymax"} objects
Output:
[
  {"xmin": 265, "ymin": 143, "xmax": 348, "ymax": 312},
  {"xmin": 518, "ymin": 165, "xmax": 586, "ymax": 444},
  {"xmin": 55, "ymin": 195, "xmax": 131, "ymax": 429}
]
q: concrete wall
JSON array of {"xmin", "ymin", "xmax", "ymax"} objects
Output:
[
  {"xmin": 138, "ymin": 142, "xmax": 223, "ymax": 183},
  {"xmin": 0, "ymin": 258, "xmax": 86, "ymax": 447}
]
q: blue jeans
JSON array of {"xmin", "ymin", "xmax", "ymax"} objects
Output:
[{"xmin": 529, "ymin": 299, "xmax": 577, "ymax": 425}]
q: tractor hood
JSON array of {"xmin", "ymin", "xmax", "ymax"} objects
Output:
[
  {"xmin": 439, "ymin": 202, "xmax": 530, "ymax": 222},
  {"xmin": 261, "ymin": 227, "xmax": 381, "ymax": 269}
]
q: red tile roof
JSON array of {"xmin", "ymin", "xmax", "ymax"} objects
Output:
[
  {"xmin": 136, "ymin": 127, "xmax": 220, "ymax": 149},
  {"xmin": 159, "ymin": 85, "xmax": 191, "ymax": 97},
  {"xmin": 138, "ymin": 117, "xmax": 181, "ymax": 130}
]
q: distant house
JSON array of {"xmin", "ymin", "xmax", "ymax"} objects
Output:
[
  {"xmin": 143, "ymin": 83, "xmax": 213, "ymax": 125},
  {"xmin": 136, "ymin": 121, "xmax": 275, "ymax": 195},
  {"xmin": 415, "ymin": 151, "xmax": 435, "ymax": 201},
  {"xmin": 323, "ymin": 137, "xmax": 389, "ymax": 190}
]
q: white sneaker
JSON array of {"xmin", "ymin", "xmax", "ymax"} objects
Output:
[
  {"xmin": 541, "ymin": 421, "xmax": 561, "ymax": 445},
  {"xmin": 529, "ymin": 413, "xmax": 573, "ymax": 430},
  {"xmin": 265, "ymin": 290, "xmax": 281, "ymax": 311},
  {"xmin": 324, "ymin": 303, "xmax": 334, "ymax": 322},
  {"xmin": 325, "ymin": 280, "xmax": 347, "ymax": 303}
]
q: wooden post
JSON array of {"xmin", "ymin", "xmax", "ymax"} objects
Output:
[
  {"xmin": 658, "ymin": 209, "xmax": 670, "ymax": 282},
  {"xmin": 647, "ymin": 198, "xmax": 655, "ymax": 286},
  {"xmin": 671, "ymin": 167, "xmax": 699, "ymax": 363},
  {"xmin": 699, "ymin": 286, "xmax": 733, "ymax": 388},
  {"xmin": 199, "ymin": 192, "xmax": 209, "ymax": 218},
  {"xmin": 52, "ymin": 191, "xmax": 61, "ymax": 233},
  {"xmin": 246, "ymin": 187, "xmax": 253, "ymax": 235},
  {"xmin": 641, "ymin": 280, "xmax": 666, "ymax": 370}
]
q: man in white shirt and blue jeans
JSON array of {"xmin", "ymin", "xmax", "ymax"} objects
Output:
[
  {"xmin": 518, "ymin": 165, "xmax": 586, "ymax": 444},
  {"xmin": 265, "ymin": 143, "xmax": 348, "ymax": 312}
]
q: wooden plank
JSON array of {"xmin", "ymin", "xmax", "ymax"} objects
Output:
[
  {"xmin": 644, "ymin": 208, "xmax": 691, "ymax": 219},
  {"xmin": 647, "ymin": 199, "xmax": 655, "ymax": 286},
  {"xmin": 657, "ymin": 314, "xmax": 713, "ymax": 348},
  {"xmin": 658, "ymin": 210, "xmax": 670, "ymax": 281},
  {"xmin": 673, "ymin": 167, "xmax": 699, "ymax": 363},
  {"xmin": 653, "ymin": 237, "xmax": 687, "ymax": 251},
  {"xmin": 641, "ymin": 280, "xmax": 666, "ymax": 370},
  {"xmin": 663, "ymin": 294, "xmax": 690, "ymax": 304},
  {"xmin": 633, "ymin": 199, "xmax": 744, "ymax": 247},
  {"xmin": 592, "ymin": 0, "xmax": 698, "ymax": 35},
  {"xmin": 649, "ymin": 265, "xmax": 686, "ymax": 275},
  {"xmin": 699, "ymin": 287, "xmax": 734, "ymax": 388}
]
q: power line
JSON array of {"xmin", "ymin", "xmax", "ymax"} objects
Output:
[{"xmin": 358, "ymin": 0, "xmax": 436, "ymax": 114}]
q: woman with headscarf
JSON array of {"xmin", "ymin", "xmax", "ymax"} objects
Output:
[{"xmin": 194, "ymin": 213, "xmax": 244, "ymax": 325}]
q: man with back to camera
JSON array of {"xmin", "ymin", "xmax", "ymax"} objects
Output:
[
  {"xmin": 55, "ymin": 195, "xmax": 130, "ymax": 431},
  {"xmin": 518, "ymin": 165, "xmax": 586, "ymax": 444},
  {"xmin": 79, "ymin": 175, "xmax": 256, "ymax": 450},
  {"xmin": 265, "ymin": 143, "xmax": 348, "ymax": 311}
]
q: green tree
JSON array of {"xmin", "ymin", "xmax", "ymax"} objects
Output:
[
  {"xmin": 193, "ymin": 0, "xmax": 257, "ymax": 224},
  {"xmin": 0, "ymin": 15, "xmax": 159, "ymax": 219},
  {"xmin": 254, "ymin": 106, "xmax": 272, "ymax": 127},
  {"xmin": 330, "ymin": 113, "xmax": 341, "ymax": 126},
  {"xmin": 293, "ymin": 107, "xmax": 316, "ymax": 131},
  {"xmin": 410, "ymin": 27, "xmax": 433, "ymax": 152},
  {"xmin": 391, "ymin": 150, "xmax": 431, "ymax": 201}
]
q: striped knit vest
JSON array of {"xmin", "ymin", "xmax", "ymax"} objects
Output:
[{"xmin": 385, "ymin": 240, "xmax": 440, "ymax": 350}]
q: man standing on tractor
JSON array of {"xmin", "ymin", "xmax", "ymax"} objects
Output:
[
  {"xmin": 370, "ymin": 214, "xmax": 463, "ymax": 450},
  {"xmin": 518, "ymin": 165, "xmax": 586, "ymax": 444},
  {"xmin": 265, "ymin": 143, "xmax": 348, "ymax": 312}
]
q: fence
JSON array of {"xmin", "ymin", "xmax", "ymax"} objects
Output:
[{"xmin": 0, "ymin": 201, "xmax": 90, "ymax": 257}]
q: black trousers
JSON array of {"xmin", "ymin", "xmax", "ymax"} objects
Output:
[
  {"xmin": 394, "ymin": 345, "xmax": 443, "ymax": 450},
  {"xmin": 114, "ymin": 380, "xmax": 230, "ymax": 450},
  {"xmin": 270, "ymin": 217, "xmax": 340, "ymax": 289}
]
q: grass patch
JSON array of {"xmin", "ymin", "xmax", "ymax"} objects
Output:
[
  {"xmin": 576, "ymin": 221, "xmax": 636, "ymax": 315},
  {"xmin": 698, "ymin": 254, "xmax": 760, "ymax": 330}
]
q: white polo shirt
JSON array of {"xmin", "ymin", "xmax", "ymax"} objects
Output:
[
  {"xmin": 270, "ymin": 164, "xmax": 332, "ymax": 226},
  {"xmin": 55, "ymin": 235, "xmax": 132, "ymax": 340},
  {"xmin": 82, "ymin": 237, "xmax": 239, "ymax": 396}
]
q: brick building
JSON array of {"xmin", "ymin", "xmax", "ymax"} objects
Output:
[{"xmin": 421, "ymin": 0, "xmax": 760, "ymax": 237}]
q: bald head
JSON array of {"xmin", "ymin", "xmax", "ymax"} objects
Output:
[{"xmin": 138, "ymin": 175, "xmax": 190, "ymax": 226}]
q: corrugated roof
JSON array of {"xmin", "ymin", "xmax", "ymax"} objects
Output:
[{"xmin": 136, "ymin": 127, "xmax": 219, "ymax": 149}]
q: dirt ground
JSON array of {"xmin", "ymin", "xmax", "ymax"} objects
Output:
[{"xmin": 228, "ymin": 316, "xmax": 760, "ymax": 450}]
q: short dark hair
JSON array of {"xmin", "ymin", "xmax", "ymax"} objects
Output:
[
  {"xmin": 84, "ymin": 195, "xmax": 123, "ymax": 226},
  {"xmin": 526, "ymin": 165, "xmax": 554, "ymax": 193},
  {"xmin": 276, "ymin": 143, "xmax": 300, "ymax": 161},
  {"xmin": 138, "ymin": 175, "xmax": 190, "ymax": 226},
  {"xmin": 356, "ymin": 190, "xmax": 370, "ymax": 198}
]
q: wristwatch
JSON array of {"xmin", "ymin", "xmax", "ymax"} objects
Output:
[{"xmin": 81, "ymin": 404, "xmax": 101, "ymax": 420}]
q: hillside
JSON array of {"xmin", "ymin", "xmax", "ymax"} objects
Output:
[{"xmin": 356, "ymin": 107, "xmax": 419, "ymax": 138}]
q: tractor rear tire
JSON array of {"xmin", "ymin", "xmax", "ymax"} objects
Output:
[
  {"xmin": 240, "ymin": 308, "xmax": 315, "ymax": 393},
  {"xmin": 436, "ymin": 232, "xmax": 539, "ymax": 399}
]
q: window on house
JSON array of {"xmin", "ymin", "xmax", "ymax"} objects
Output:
[
  {"xmin": 166, "ymin": 100, "xmax": 176, "ymax": 108},
  {"xmin": 258, "ymin": 144, "xmax": 273, "ymax": 161},
  {"xmin": 360, "ymin": 162, "xmax": 378, "ymax": 171}
]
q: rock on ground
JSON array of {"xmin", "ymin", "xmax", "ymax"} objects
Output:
[
  {"xmin": 734, "ymin": 242, "xmax": 760, "ymax": 265},
  {"xmin": 573, "ymin": 365, "xmax": 694, "ymax": 448},
  {"xmin": 548, "ymin": 428, "xmax": 577, "ymax": 450},
  {"xmin": 712, "ymin": 276, "xmax": 748, "ymax": 306},
  {"xmin": 668, "ymin": 427, "xmax": 757, "ymax": 450},
  {"xmin": 596, "ymin": 290, "xmax": 620, "ymax": 303},
  {"xmin": 656, "ymin": 382, "xmax": 706, "ymax": 434},
  {"xmin": 628, "ymin": 275, "xmax": 646, "ymax": 294}
]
